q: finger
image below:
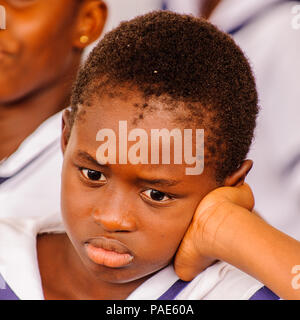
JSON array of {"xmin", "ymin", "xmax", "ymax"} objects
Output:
[
  {"xmin": 174, "ymin": 245, "xmax": 213, "ymax": 281},
  {"xmin": 174, "ymin": 227, "xmax": 215, "ymax": 281}
]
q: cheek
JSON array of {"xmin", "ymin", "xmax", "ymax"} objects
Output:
[
  {"xmin": 136, "ymin": 207, "xmax": 194, "ymax": 266},
  {"xmin": 60, "ymin": 163, "xmax": 89, "ymax": 237},
  {"xmin": 0, "ymin": 5, "xmax": 76, "ymax": 100},
  {"xmin": 21, "ymin": 16, "xmax": 74, "ymax": 81},
  {"xmin": 15, "ymin": 1, "xmax": 76, "ymax": 52}
]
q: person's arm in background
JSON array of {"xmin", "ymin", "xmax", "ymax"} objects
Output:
[{"xmin": 174, "ymin": 184, "xmax": 300, "ymax": 300}]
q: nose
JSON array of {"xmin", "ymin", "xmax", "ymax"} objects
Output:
[{"xmin": 91, "ymin": 194, "xmax": 137, "ymax": 233}]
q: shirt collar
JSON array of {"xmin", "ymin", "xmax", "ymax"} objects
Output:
[
  {"xmin": 0, "ymin": 111, "xmax": 62, "ymax": 177},
  {"xmin": 0, "ymin": 214, "xmax": 64, "ymax": 300}
]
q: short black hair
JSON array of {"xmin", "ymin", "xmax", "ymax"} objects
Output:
[{"xmin": 70, "ymin": 10, "xmax": 258, "ymax": 183}]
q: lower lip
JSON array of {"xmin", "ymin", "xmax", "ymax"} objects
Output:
[
  {"xmin": 0, "ymin": 51, "xmax": 8, "ymax": 58},
  {"xmin": 85, "ymin": 243, "xmax": 133, "ymax": 268},
  {"xmin": 0, "ymin": 52, "xmax": 6, "ymax": 62}
]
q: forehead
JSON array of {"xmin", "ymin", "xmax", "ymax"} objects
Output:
[
  {"xmin": 76, "ymin": 89, "xmax": 185, "ymax": 132},
  {"xmin": 69, "ymin": 88, "xmax": 217, "ymax": 188}
]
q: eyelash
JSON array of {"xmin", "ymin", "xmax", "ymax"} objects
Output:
[
  {"xmin": 78, "ymin": 167, "xmax": 175, "ymax": 204},
  {"xmin": 141, "ymin": 189, "xmax": 173, "ymax": 203},
  {"xmin": 79, "ymin": 167, "xmax": 107, "ymax": 184}
]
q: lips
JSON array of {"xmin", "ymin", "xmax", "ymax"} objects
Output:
[
  {"xmin": 0, "ymin": 42, "xmax": 18, "ymax": 61},
  {"xmin": 84, "ymin": 237, "xmax": 134, "ymax": 268},
  {"xmin": 0, "ymin": 46, "xmax": 15, "ymax": 56},
  {"xmin": 0, "ymin": 49, "xmax": 14, "ymax": 66},
  {"xmin": 0, "ymin": 50, "xmax": 8, "ymax": 59}
]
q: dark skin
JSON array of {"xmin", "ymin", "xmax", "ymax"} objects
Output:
[
  {"xmin": 37, "ymin": 88, "xmax": 253, "ymax": 300},
  {"xmin": 0, "ymin": 0, "xmax": 107, "ymax": 160}
]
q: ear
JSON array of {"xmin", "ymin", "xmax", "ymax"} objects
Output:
[
  {"xmin": 61, "ymin": 109, "xmax": 72, "ymax": 155},
  {"xmin": 73, "ymin": 0, "xmax": 107, "ymax": 49},
  {"xmin": 224, "ymin": 159, "xmax": 253, "ymax": 187}
]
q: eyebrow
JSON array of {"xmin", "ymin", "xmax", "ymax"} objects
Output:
[
  {"xmin": 75, "ymin": 150, "xmax": 105, "ymax": 168},
  {"xmin": 136, "ymin": 178, "xmax": 181, "ymax": 187},
  {"xmin": 75, "ymin": 150, "xmax": 181, "ymax": 187}
]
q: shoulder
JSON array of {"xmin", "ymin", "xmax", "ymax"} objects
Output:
[
  {"xmin": 0, "ymin": 214, "xmax": 64, "ymax": 300},
  {"xmin": 0, "ymin": 111, "xmax": 63, "ymax": 219}
]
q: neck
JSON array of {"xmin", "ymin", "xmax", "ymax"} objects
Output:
[{"xmin": 0, "ymin": 64, "xmax": 78, "ymax": 161}]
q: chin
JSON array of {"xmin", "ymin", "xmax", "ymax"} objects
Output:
[
  {"xmin": 0, "ymin": 85, "xmax": 29, "ymax": 104},
  {"xmin": 87, "ymin": 261, "xmax": 158, "ymax": 285}
]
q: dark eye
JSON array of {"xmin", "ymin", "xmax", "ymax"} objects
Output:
[
  {"xmin": 142, "ymin": 189, "xmax": 171, "ymax": 202},
  {"xmin": 81, "ymin": 168, "xmax": 106, "ymax": 182}
]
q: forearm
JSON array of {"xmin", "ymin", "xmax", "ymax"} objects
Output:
[{"xmin": 213, "ymin": 204, "xmax": 300, "ymax": 300}]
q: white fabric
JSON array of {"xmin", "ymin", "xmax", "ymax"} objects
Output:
[
  {"xmin": 0, "ymin": 111, "xmax": 63, "ymax": 223},
  {"xmin": 0, "ymin": 215, "xmax": 263, "ymax": 300},
  {"xmin": 0, "ymin": 214, "xmax": 64, "ymax": 300},
  {"xmin": 127, "ymin": 262, "xmax": 263, "ymax": 300},
  {"xmin": 210, "ymin": 0, "xmax": 300, "ymax": 240},
  {"xmin": 162, "ymin": 0, "xmax": 200, "ymax": 15}
]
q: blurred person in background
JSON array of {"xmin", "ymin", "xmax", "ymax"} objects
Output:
[
  {"xmin": 0, "ymin": 0, "xmax": 107, "ymax": 219},
  {"xmin": 83, "ymin": 0, "xmax": 162, "ymax": 59},
  {"xmin": 163, "ymin": 0, "xmax": 300, "ymax": 240},
  {"xmin": 0, "ymin": 0, "xmax": 171, "ymax": 221}
]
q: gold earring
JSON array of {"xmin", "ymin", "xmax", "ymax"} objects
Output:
[{"xmin": 80, "ymin": 35, "xmax": 89, "ymax": 44}]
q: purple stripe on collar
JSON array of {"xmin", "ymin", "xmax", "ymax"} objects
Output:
[
  {"xmin": 249, "ymin": 286, "xmax": 280, "ymax": 300},
  {"xmin": 157, "ymin": 279, "xmax": 190, "ymax": 300},
  {"xmin": 0, "ymin": 177, "xmax": 9, "ymax": 185},
  {"xmin": 0, "ymin": 281, "xmax": 19, "ymax": 300}
]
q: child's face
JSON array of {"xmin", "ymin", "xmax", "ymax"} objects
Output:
[
  {"xmin": 0, "ymin": 0, "xmax": 81, "ymax": 102},
  {"xmin": 61, "ymin": 89, "xmax": 218, "ymax": 284}
]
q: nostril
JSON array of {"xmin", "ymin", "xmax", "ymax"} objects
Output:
[{"xmin": 92, "ymin": 209, "xmax": 136, "ymax": 233}]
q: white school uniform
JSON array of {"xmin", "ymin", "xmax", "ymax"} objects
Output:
[
  {"xmin": 0, "ymin": 111, "xmax": 63, "ymax": 224},
  {"xmin": 0, "ymin": 214, "xmax": 268, "ymax": 300},
  {"xmin": 209, "ymin": 0, "xmax": 300, "ymax": 241}
]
